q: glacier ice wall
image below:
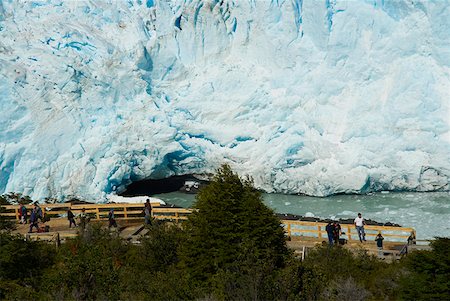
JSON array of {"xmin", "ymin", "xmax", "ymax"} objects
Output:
[{"xmin": 0, "ymin": 0, "xmax": 449, "ymax": 200}]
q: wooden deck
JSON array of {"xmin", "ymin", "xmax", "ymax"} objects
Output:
[{"xmin": 2, "ymin": 202, "xmax": 423, "ymax": 259}]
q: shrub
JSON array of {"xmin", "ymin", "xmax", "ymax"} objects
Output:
[
  {"xmin": 398, "ymin": 237, "xmax": 450, "ymax": 300},
  {"xmin": 41, "ymin": 224, "xmax": 128, "ymax": 300},
  {"xmin": 0, "ymin": 232, "xmax": 55, "ymax": 300}
]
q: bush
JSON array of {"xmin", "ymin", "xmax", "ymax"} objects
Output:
[
  {"xmin": 398, "ymin": 237, "xmax": 450, "ymax": 300},
  {"xmin": 0, "ymin": 232, "xmax": 55, "ymax": 300},
  {"xmin": 41, "ymin": 224, "xmax": 128, "ymax": 300}
]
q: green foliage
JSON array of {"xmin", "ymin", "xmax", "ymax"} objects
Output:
[
  {"xmin": 2, "ymin": 193, "xmax": 33, "ymax": 204},
  {"xmin": 302, "ymin": 245, "xmax": 401, "ymax": 301},
  {"xmin": 136, "ymin": 222, "xmax": 184, "ymax": 273},
  {"xmin": 119, "ymin": 222, "xmax": 187, "ymax": 299},
  {"xmin": 398, "ymin": 237, "xmax": 450, "ymax": 300},
  {"xmin": 41, "ymin": 224, "xmax": 128, "ymax": 300},
  {"xmin": 0, "ymin": 233, "xmax": 56, "ymax": 300},
  {"xmin": 179, "ymin": 164, "xmax": 289, "ymax": 297},
  {"xmin": 0, "ymin": 176, "xmax": 449, "ymax": 300}
]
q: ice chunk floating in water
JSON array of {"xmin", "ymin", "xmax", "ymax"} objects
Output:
[{"xmin": 0, "ymin": 0, "xmax": 449, "ymax": 200}]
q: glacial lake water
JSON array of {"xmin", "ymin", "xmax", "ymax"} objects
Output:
[{"xmin": 153, "ymin": 191, "xmax": 450, "ymax": 240}]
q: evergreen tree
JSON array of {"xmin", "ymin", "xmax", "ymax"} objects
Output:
[{"xmin": 179, "ymin": 165, "xmax": 289, "ymax": 287}]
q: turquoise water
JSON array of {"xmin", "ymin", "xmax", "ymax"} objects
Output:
[{"xmin": 153, "ymin": 191, "xmax": 450, "ymax": 240}]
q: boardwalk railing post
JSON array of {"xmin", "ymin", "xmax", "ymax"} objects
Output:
[
  {"xmin": 318, "ymin": 225, "xmax": 322, "ymax": 239},
  {"xmin": 96, "ymin": 208, "xmax": 100, "ymax": 220},
  {"xmin": 54, "ymin": 232, "xmax": 60, "ymax": 248},
  {"xmin": 15, "ymin": 208, "xmax": 19, "ymax": 221},
  {"xmin": 347, "ymin": 225, "xmax": 352, "ymax": 241}
]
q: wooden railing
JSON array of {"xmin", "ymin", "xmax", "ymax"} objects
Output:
[
  {"xmin": 1, "ymin": 203, "xmax": 193, "ymax": 223},
  {"xmin": 1, "ymin": 203, "xmax": 415, "ymax": 242},
  {"xmin": 282, "ymin": 220, "xmax": 416, "ymax": 243}
]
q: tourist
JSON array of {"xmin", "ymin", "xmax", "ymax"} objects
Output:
[
  {"xmin": 28, "ymin": 208, "xmax": 39, "ymax": 233},
  {"xmin": 18, "ymin": 204, "xmax": 24, "ymax": 224},
  {"xmin": 21, "ymin": 204, "xmax": 27, "ymax": 224},
  {"xmin": 67, "ymin": 209, "xmax": 76, "ymax": 228},
  {"xmin": 144, "ymin": 199, "xmax": 152, "ymax": 225},
  {"xmin": 333, "ymin": 221, "xmax": 341, "ymax": 245},
  {"xmin": 79, "ymin": 208, "xmax": 87, "ymax": 229},
  {"xmin": 325, "ymin": 222, "xmax": 334, "ymax": 246},
  {"xmin": 407, "ymin": 231, "xmax": 416, "ymax": 245},
  {"xmin": 108, "ymin": 209, "xmax": 117, "ymax": 229},
  {"xmin": 34, "ymin": 203, "xmax": 43, "ymax": 222},
  {"xmin": 375, "ymin": 232, "xmax": 384, "ymax": 257},
  {"xmin": 354, "ymin": 213, "xmax": 366, "ymax": 242}
]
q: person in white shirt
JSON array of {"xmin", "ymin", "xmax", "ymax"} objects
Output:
[{"xmin": 354, "ymin": 213, "xmax": 366, "ymax": 242}]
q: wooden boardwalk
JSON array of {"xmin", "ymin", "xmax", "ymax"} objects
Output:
[{"xmin": 2, "ymin": 202, "xmax": 424, "ymax": 259}]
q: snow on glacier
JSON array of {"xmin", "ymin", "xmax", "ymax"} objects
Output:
[{"xmin": 0, "ymin": 0, "xmax": 449, "ymax": 201}]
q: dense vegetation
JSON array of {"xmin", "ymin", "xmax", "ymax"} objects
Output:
[{"xmin": 1, "ymin": 166, "xmax": 449, "ymax": 300}]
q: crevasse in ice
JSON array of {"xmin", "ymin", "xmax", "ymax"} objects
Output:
[{"xmin": 0, "ymin": 0, "xmax": 449, "ymax": 200}]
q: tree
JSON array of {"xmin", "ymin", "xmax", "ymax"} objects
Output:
[{"xmin": 179, "ymin": 164, "xmax": 289, "ymax": 297}]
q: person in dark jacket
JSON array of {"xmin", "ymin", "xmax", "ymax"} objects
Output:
[
  {"xmin": 325, "ymin": 222, "xmax": 334, "ymax": 246},
  {"xmin": 28, "ymin": 208, "xmax": 39, "ymax": 233},
  {"xmin": 67, "ymin": 209, "xmax": 76, "ymax": 228},
  {"xmin": 108, "ymin": 209, "xmax": 117, "ymax": 229},
  {"xmin": 21, "ymin": 205, "xmax": 27, "ymax": 224},
  {"xmin": 375, "ymin": 232, "xmax": 384, "ymax": 257},
  {"xmin": 34, "ymin": 203, "xmax": 43, "ymax": 222},
  {"xmin": 333, "ymin": 222, "xmax": 341, "ymax": 245}
]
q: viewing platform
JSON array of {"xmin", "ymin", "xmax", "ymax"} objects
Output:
[{"xmin": 1, "ymin": 202, "xmax": 427, "ymax": 260}]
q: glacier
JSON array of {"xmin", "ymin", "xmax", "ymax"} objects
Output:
[{"xmin": 0, "ymin": 0, "xmax": 449, "ymax": 201}]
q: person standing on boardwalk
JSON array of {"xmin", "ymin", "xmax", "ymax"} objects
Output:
[
  {"xmin": 19, "ymin": 204, "xmax": 24, "ymax": 224},
  {"xmin": 354, "ymin": 213, "xmax": 366, "ymax": 242},
  {"xmin": 28, "ymin": 208, "xmax": 39, "ymax": 233},
  {"xmin": 108, "ymin": 209, "xmax": 117, "ymax": 229},
  {"xmin": 375, "ymin": 232, "xmax": 384, "ymax": 257},
  {"xmin": 79, "ymin": 208, "xmax": 87, "ymax": 229},
  {"xmin": 325, "ymin": 222, "xmax": 334, "ymax": 246},
  {"xmin": 144, "ymin": 199, "xmax": 152, "ymax": 225},
  {"xmin": 18, "ymin": 204, "xmax": 23, "ymax": 223},
  {"xmin": 21, "ymin": 204, "xmax": 27, "ymax": 224},
  {"xmin": 34, "ymin": 203, "xmax": 43, "ymax": 222},
  {"xmin": 67, "ymin": 209, "xmax": 76, "ymax": 228},
  {"xmin": 333, "ymin": 221, "xmax": 341, "ymax": 245}
]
